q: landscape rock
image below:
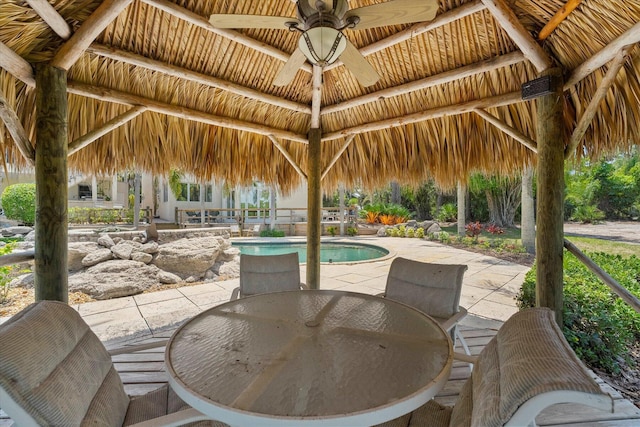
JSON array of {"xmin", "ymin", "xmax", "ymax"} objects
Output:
[
  {"xmin": 214, "ymin": 259, "xmax": 240, "ymax": 279},
  {"xmin": 377, "ymin": 226, "xmax": 387, "ymax": 237},
  {"xmin": 427, "ymin": 223, "xmax": 442, "ymax": 234},
  {"xmin": 69, "ymin": 260, "xmax": 161, "ymax": 299},
  {"xmin": 111, "ymin": 242, "xmax": 135, "ymax": 260},
  {"xmin": 4, "ymin": 226, "xmax": 33, "ymax": 236},
  {"xmin": 152, "ymin": 236, "xmax": 223, "ymax": 278},
  {"xmin": 158, "ymin": 270, "xmax": 182, "ymax": 284},
  {"xmin": 217, "ymin": 247, "xmax": 240, "ymax": 262},
  {"xmin": 24, "ymin": 230, "xmax": 35, "ymax": 241},
  {"xmin": 420, "ymin": 220, "xmax": 435, "ymax": 230},
  {"xmin": 131, "ymin": 252, "xmax": 153, "ymax": 264},
  {"xmin": 81, "ymin": 248, "xmax": 114, "ymax": 267},
  {"xmin": 68, "ymin": 242, "xmax": 101, "ymax": 271},
  {"xmin": 140, "ymin": 241, "xmax": 159, "ymax": 254},
  {"xmin": 97, "ymin": 234, "xmax": 115, "ymax": 248},
  {"xmin": 9, "ymin": 273, "xmax": 34, "ymax": 289}
]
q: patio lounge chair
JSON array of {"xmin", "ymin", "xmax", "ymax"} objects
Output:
[
  {"xmin": 230, "ymin": 252, "xmax": 307, "ymax": 300},
  {"xmin": 375, "ymin": 307, "xmax": 614, "ymax": 427},
  {"xmin": 0, "ymin": 300, "xmax": 227, "ymax": 427},
  {"xmin": 380, "ymin": 257, "xmax": 471, "ymax": 356},
  {"xmin": 229, "ymin": 224, "xmax": 241, "ymax": 237},
  {"xmin": 243, "ymin": 224, "xmax": 261, "ymax": 237}
]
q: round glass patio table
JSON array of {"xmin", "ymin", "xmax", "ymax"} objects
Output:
[{"xmin": 165, "ymin": 290, "xmax": 453, "ymax": 426}]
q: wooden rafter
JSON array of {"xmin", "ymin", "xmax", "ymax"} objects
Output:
[
  {"xmin": 473, "ymin": 108, "xmax": 537, "ymax": 153},
  {"xmin": 322, "ymin": 51, "xmax": 525, "ymax": 115},
  {"xmin": 481, "ymin": 0, "xmax": 552, "ymax": 72},
  {"xmin": 268, "ymin": 135, "xmax": 307, "ymax": 180},
  {"xmin": 0, "ymin": 42, "xmax": 35, "ymax": 87},
  {"xmin": 68, "ymin": 106, "xmax": 148, "ymax": 156},
  {"xmin": 25, "ymin": 0, "xmax": 71, "ymax": 39},
  {"xmin": 565, "ymin": 48, "xmax": 629, "ymax": 159},
  {"xmin": 565, "ymin": 21, "xmax": 640, "ymax": 89},
  {"xmin": 66, "ymin": 81, "xmax": 308, "ymax": 143},
  {"xmin": 323, "ymin": 91, "xmax": 523, "ymax": 141},
  {"xmin": 321, "ymin": 135, "xmax": 355, "ymax": 181},
  {"xmin": 538, "ymin": 0, "xmax": 583, "ymax": 41},
  {"xmin": 325, "ymin": 0, "xmax": 487, "ymax": 72},
  {"xmin": 51, "ymin": 0, "xmax": 134, "ymax": 70},
  {"xmin": 87, "ymin": 44, "xmax": 311, "ymax": 114},
  {"xmin": 140, "ymin": 0, "xmax": 313, "ymax": 74},
  {"xmin": 0, "ymin": 90, "xmax": 35, "ymax": 163}
]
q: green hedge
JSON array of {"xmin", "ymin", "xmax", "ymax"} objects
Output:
[
  {"xmin": 517, "ymin": 251, "xmax": 640, "ymax": 374},
  {"xmin": 1, "ymin": 184, "xmax": 36, "ymax": 225}
]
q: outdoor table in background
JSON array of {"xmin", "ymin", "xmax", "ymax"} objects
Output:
[{"xmin": 165, "ymin": 290, "xmax": 453, "ymax": 426}]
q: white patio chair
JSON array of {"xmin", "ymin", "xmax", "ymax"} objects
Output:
[
  {"xmin": 230, "ymin": 252, "xmax": 307, "ymax": 300},
  {"xmin": 380, "ymin": 257, "xmax": 471, "ymax": 356},
  {"xmin": 0, "ymin": 300, "xmax": 228, "ymax": 427},
  {"xmin": 229, "ymin": 224, "xmax": 241, "ymax": 237},
  {"xmin": 375, "ymin": 308, "xmax": 614, "ymax": 427},
  {"xmin": 243, "ymin": 224, "xmax": 261, "ymax": 236}
]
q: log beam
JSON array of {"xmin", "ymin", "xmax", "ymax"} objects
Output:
[
  {"xmin": 321, "ymin": 135, "xmax": 355, "ymax": 181},
  {"xmin": 35, "ymin": 64, "xmax": 68, "ymax": 302},
  {"xmin": 323, "ymin": 51, "xmax": 525, "ymax": 116},
  {"xmin": 481, "ymin": 0, "xmax": 552, "ymax": 72},
  {"xmin": 140, "ymin": 0, "xmax": 312, "ymax": 74},
  {"xmin": 323, "ymin": 91, "xmax": 523, "ymax": 141},
  {"xmin": 325, "ymin": 0, "xmax": 487, "ymax": 72},
  {"xmin": 68, "ymin": 105, "xmax": 147, "ymax": 155},
  {"xmin": 538, "ymin": 0, "xmax": 583, "ymax": 41},
  {"xmin": 25, "ymin": 0, "xmax": 72, "ymax": 39},
  {"xmin": 268, "ymin": 135, "xmax": 307, "ymax": 180},
  {"xmin": 535, "ymin": 67, "xmax": 565, "ymax": 325},
  {"xmin": 0, "ymin": 42, "xmax": 35, "ymax": 87},
  {"xmin": 473, "ymin": 108, "xmax": 537, "ymax": 153},
  {"xmin": 306, "ymin": 128, "xmax": 322, "ymax": 290},
  {"xmin": 565, "ymin": 48, "xmax": 629, "ymax": 159},
  {"xmin": 87, "ymin": 44, "xmax": 311, "ymax": 114},
  {"xmin": 66, "ymin": 81, "xmax": 308, "ymax": 143},
  {"xmin": 311, "ymin": 66, "xmax": 323, "ymax": 128},
  {"xmin": 565, "ymin": 21, "xmax": 640, "ymax": 89},
  {"xmin": 51, "ymin": 0, "xmax": 134, "ymax": 70},
  {"xmin": 0, "ymin": 90, "xmax": 36, "ymax": 162}
]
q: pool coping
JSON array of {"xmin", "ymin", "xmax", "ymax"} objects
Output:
[{"xmin": 232, "ymin": 236, "xmax": 397, "ymax": 265}]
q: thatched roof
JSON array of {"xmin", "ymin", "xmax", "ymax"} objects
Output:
[{"xmin": 1, "ymin": 0, "xmax": 639, "ymax": 194}]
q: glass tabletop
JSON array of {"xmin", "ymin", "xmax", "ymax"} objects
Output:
[{"xmin": 166, "ymin": 290, "xmax": 453, "ymax": 426}]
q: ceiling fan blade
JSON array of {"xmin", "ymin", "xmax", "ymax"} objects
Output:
[
  {"xmin": 345, "ymin": 0, "xmax": 439, "ymax": 30},
  {"xmin": 339, "ymin": 39, "xmax": 380, "ymax": 87},
  {"xmin": 273, "ymin": 48, "xmax": 308, "ymax": 86},
  {"xmin": 209, "ymin": 14, "xmax": 296, "ymax": 29}
]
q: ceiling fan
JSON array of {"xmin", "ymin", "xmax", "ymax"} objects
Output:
[{"xmin": 209, "ymin": 0, "xmax": 439, "ymax": 87}]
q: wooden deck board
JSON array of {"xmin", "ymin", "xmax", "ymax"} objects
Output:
[{"xmin": 2, "ymin": 326, "xmax": 638, "ymax": 426}]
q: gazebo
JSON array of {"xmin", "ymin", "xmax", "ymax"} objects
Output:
[{"xmin": 1, "ymin": 0, "xmax": 639, "ymax": 321}]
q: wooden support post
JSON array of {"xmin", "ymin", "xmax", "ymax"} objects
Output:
[
  {"xmin": 306, "ymin": 128, "xmax": 322, "ymax": 290},
  {"xmin": 35, "ymin": 64, "xmax": 68, "ymax": 302},
  {"xmin": 521, "ymin": 166, "xmax": 536, "ymax": 253},
  {"xmin": 535, "ymin": 67, "xmax": 565, "ymax": 324}
]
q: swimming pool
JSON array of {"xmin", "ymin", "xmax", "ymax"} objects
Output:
[{"xmin": 233, "ymin": 241, "xmax": 389, "ymax": 263}]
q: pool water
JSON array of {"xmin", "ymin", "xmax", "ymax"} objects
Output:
[{"xmin": 233, "ymin": 242, "xmax": 388, "ymax": 263}]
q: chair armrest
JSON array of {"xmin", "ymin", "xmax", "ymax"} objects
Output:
[
  {"xmin": 440, "ymin": 306, "xmax": 468, "ymax": 332},
  {"xmin": 299, "ymin": 283, "xmax": 309, "ymax": 290},
  {"xmin": 453, "ymin": 351, "xmax": 478, "ymax": 364},
  {"xmin": 230, "ymin": 287, "xmax": 240, "ymax": 300},
  {"xmin": 127, "ymin": 408, "xmax": 210, "ymax": 427}
]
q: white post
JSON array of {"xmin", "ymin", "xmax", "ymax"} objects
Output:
[
  {"xmin": 521, "ymin": 166, "xmax": 536, "ymax": 253},
  {"xmin": 457, "ymin": 182, "xmax": 466, "ymax": 236},
  {"xmin": 200, "ymin": 183, "xmax": 205, "ymax": 226},
  {"xmin": 339, "ymin": 186, "xmax": 345, "ymax": 236},
  {"xmin": 133, "ymin": 173, "xmax": 141, "ymax": 227},
  {"xmin": 112, "ymin": 175, "xmax": 118, "ymax": 204},
  {"xmin": 270, "ymin": 188, "xmax": 276, "ymax": 230},
  {"xmin": 91, "ymin": 176, "xmax": 98, "ymax": 205}
]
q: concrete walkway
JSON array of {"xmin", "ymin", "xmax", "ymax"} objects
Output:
[{"xmin": 73, "ymin": 236, "xmax": 531, "ymax": 345}]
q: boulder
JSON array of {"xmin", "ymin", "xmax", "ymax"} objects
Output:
[
  {"xmin": 158, "ymin": 270, "xmax": 182, "ymax": 284},
  {"xmin": 420, "ymin": 220, "xmax": 436, "ymax": 230},
  {"xmin": 377, "ymin": 226, "xmax": 387, "ymax": 237},
  {"xmin": 427, "ymin": 223, "xmax": 442, "ymax": 234},
  {"xmin": 69, "ymin": 260, "xmax": 161, "ymax": 299},
  {"xmin": 97, "ymin": 233, "xmax": 115, "ymax": 248},
  {"xmin": 213, "ymin": 259, "xmax": 240, "ymax": 279},
  {"xmin": 111, "ymin": 241, "xmax": 143, "ymax": 260},
  {"xmin": 68, "ymin": 242, "xmax": 101, "ymax": 271},
  {"xmin": 217, "ymin": 247, "xmax": 240, "ymax": 262},
  {"xmin": 81, "ymin": 248, "xmax": 114, "ymax": 267},
  {"xmin": 140, "ymin": 241, "xmax": 159, "ymax": 254},
  {"xmin": 9, "ymin": 273, "xmax": 34, "ymax": 289},
  {"xmin": 406, "ymin": 220, "xmax": 417, "ymax": 228},
  {"xmin": 152, "ymin": 236, "xmax": 223, "ymax": 278},
  {"xmin": 4, "ymin": 226, "xmax": 33, "ymax": 236},
  {"xmin": 131, "ymin": 251, "xmax": 153, "ymax": 264}
]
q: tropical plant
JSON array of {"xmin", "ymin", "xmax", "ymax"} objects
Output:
[
  {"xmin": 435, "ymin": 203, "xmax": 457, "ymax": 222},
  {"xmin": 465, "ymin": 221, "xmax": 483, "ymax": 240},
  {"xmin": 0, "ymin": 242, "xmax": 16, "ymax": 303},
  {"xmin": 469, "ymin": 173, "xmax": 521, "ymax": 227},
  {"xmin": 168, "ymin": 169, "xmax": 184, "ymax": 200},
  {"xmin": 326, "ymin": 226, "xmax": 338, "ymax": 236},
  {"xmin": 378, "ymin": 214, "xmax": 395, "ymax": 225},
  {"xmin": 486, "ymin": 224, "xmax": 505, "ymax": 234},
  {"xmin": 415, "ymin": 227, "xmax": 425, "ymax": 238},
  {"xmin": 571, "ymin": 205, "xmax": 605, "ymax": 224},
  {"xmin": 260, "ymin": 229, "xmax": 285, "ymax": 237},
  {"xmin": 365, "ymin": 211, "xmax": 379, "ymax": 224},
  {"xmin": 346, "ymin": 226, "xmax": 358, "ymax": 236},
  {"xmin": 1, "ymin": 184, "xmax": 36, "ymax": 225}
]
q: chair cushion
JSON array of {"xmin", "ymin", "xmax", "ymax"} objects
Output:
[
  {"xmin": 0, "ymin": 301, "xmax": 129, "ymax": 426},
  {"xmin": 124, "ymin": 384, "xmax": 229, "ymax": 426},
  {"xmin": 408, "ymin": 400, "xmax": 452, "ymax": 427}
]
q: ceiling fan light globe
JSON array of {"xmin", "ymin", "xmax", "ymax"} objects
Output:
[{"xmin": 299, "ymin": 27, "xmax": 347, "ymax": 66}]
